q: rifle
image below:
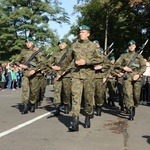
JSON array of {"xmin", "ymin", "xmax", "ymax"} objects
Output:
[
  {"xmin": 104, "ymin": 42, "xmax": 114, "ymax": 55},
  {"xmin": 53, "ymin": 49, "xmax": 69, "ymax": 77},
  {"xmin": 24, "ymin": 47, "xmax": 43, "ymax": 68},
  {"xmin": 106, "ymin": 48, "xmax": 114, "ymax": 57},
  {"xmin": 123, "ymin": 39, "xmax": 149, "ymax": 80},
  {"xmin": 46, "ymin": 52, "xmax": 53, "ymax": 59}
]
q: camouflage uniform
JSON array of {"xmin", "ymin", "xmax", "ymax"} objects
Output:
[
  {"xmin": 47, "ymin": 48, "xmax": 69, "ymax": 106},
  {"xmin": 94, "ymin": 54, "xmax": 111, "ymax": 115},
  {"xmin": 15, "ymin": 48, "xmax": 43, "ymax": 109},
  {"xmin": 60, "ymin": 40, "xmax": 104, "ymax": 116},
  {"xmin": 115, "ymin": 51, "xmax": 146, "ymax": 110}
]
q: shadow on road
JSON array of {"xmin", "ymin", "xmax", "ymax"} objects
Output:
[{"xmin": 142, "ymin": 135, "xmax": 150, "ymax": 145}]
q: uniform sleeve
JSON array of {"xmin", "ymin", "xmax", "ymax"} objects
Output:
[
  {"xmin": 85, "ymin": 46, "xmax": 104, "ymax": 65},
  {"xmin": 138, "ymin": 55, "xmax": 146, "ymax": 76},
  {"xmin": 14, "ymin": 50, "xmax": 25, "ymax": 66},
  {"xmin": 59, "ymin": 49, "xmax": 74, "ymax": 75}
]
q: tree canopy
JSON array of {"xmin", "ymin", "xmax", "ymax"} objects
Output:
[
  {"xmin": 70, "ymin": 0, "xmax": 150, "ymax": 58},
  {"xmin": 0, "ymin": 0, "xmax": 70, "ymax": 61}
]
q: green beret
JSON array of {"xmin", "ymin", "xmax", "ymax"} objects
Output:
[
  {"xmin": 128, "ymin": 40, "xmax": 136, "ymax": 46},
  {"xmin": 93, "ymin": 40, "xmax": 99, "ymax": 44},
  {"xmin": 99, "ymin": 47, "xmax": 103, "ymax": 51},
  {"xmin": 33, "ymin": 42, "xmax": 38, "ymax": 47},
  {"xmin": 26, "ymin": 37, "xmax": 34, "ymax": 42},
  {"xmin": 58, "ymin": 39, "xmax": 66, "ymax": 45},
  {"xmin": 79, "ymin": 25, "xmax": 90, "ymax": 31},
  {"xmin": 125, "ymin": 48, "xmax": 129, "ymax": 53},
  {"xmin": 110, "ymin": 56, "xmax": 115, "ymax": 61}
]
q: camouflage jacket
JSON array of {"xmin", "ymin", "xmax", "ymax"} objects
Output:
[
  {"xmin": 59, "ymin": 39, "xmax": 104, "ymax": 79},
  {"xmin": 14, "ymin": 48, "xmax": 43, "ymax": 77},
  {"xmin": 94, "ymin": 54, "xmax": 112, "ymax": 79},
  {"xmin": 114, "ymin": 51, "xmax": 146, "ymax": 80}
]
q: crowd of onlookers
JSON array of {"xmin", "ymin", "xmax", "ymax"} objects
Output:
[
  {"xmin": 0, "ymin": 62, "xmax": 55, "ymax": 92},
  {"xmin": 0, "ymin": 62, "xmax": 22, "ymax": 91}
]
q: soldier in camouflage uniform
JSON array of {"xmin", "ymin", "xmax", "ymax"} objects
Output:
[
  {"xmin": 92, "ymin": 40, "xmax": 111, "ymax": 116},
  {"xmin": 57, "ymin": 25, "xmax": 104, "ymax": 131},
  {"xmin": 114, "ymin": 40, "xmax": 146, "ymax": 120},
  {"xmin": 47, "ymin": 39, "xmax": 71, "ymax": 115},
  {"xmin": 32, "ymin": 43, "xmax": 47, "ymax": 108},
  {"xmin": 14, "ymin": 37, "xmax": 43, "ymax": 114}
]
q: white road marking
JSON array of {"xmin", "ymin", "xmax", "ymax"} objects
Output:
[{"xmin": 0, "ymin": 112, "xmax": 51, "ymax": 138}]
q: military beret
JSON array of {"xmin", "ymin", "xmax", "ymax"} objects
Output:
[
  {"xmin": 99, "ymin": 47, "xmax": 104, "ymax": 51},
  {"xmin": 26, "ymin": 37, "xmax": 34, "ymax": 42},
  {"xmin": 110, "ymin": 56, "xmax": 115, "ymax": 61},
  {"xmin": 33, "ymin": 42, "xmax": 38, "ymax": 47},
  {"xmin": 79, "ymin": 25, "xmax": 90, "ymax": 31},
  {"xmin": 125, "ymin": 48, "xmax": 129, "ymax": 53},
  {"xmin": 58, "ymin": 39, "xmax": 66, "ymax": 45},
  {"xmin": 128, "ymin": 40, "xmax": 136, "ymax": 46},
  {"xmin": 93, "ymin": 40, "xmax": 99, "ymax": 44}
]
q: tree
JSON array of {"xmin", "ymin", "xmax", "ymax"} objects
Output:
[
  {"xmin": 71, "ymin": 0, "xmax": 150, "ymax": 58},
  {"xmin": 0, "ymin": 0, "xmax": 70, "ymax": 61}
]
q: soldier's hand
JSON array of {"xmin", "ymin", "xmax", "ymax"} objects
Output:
[
  {"xmin": 117, "ymin": 72, "xmax": 124, "ymax": 77},
  {"xmin": 19, "ymin": 64, "xmax": 28, "ymax": 69},
  {"xmin": 75, "ymin": 59, "xmax": 86, "ymax": 66},
  {"xmin": 133, "ymin": 74, "xmax": 140, "ymax": 81},
  {"xmin": 56, "ymin": 74, "xmax": 61, "ymax": 81},
  {"xmin": 123, "ymin": 66, "xmax": 132, "ymax": 72},
  {"xmin": 109, "ymin": 75, "xmax": 113, "ymax": 78},
  {"xmin": 94, "ymin": 65, "xmax": 103, "ymax": 70},
  {"xmin": 29, "ymin": 70, "xmax": 35, "ymax": 76},
  {"xmin": 52, "ymin": 65, "xmax": 60, "ymax": 71},
  {"xmin": 103, "ymin": 78, "xmax": 107, "ymax": 83}
]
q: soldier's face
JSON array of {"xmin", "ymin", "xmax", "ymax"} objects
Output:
[
  {"xmin": 79, "ymin": 30, "xmax": 90, "ymax": 40},
  {"xmin": 59, "ymin": 43, "xmax": 67, "ymax": 50},
  {"xmin": 129, "ymin": 44, "xmax": 136, "ymax": 51},
  {"xmin": 26, "ymin": 41, "xmax": 33, "ymax": 49}
]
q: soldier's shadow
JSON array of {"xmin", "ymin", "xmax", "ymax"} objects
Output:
[
  {"xmin": 11, "ymin": 103, "xmax": 24, "ymax": 113},
  {"xmin": 142, "ymin": 135, "xmax": 150, "ymax": 144},
  {"xmin": 102, "ymin": 105, "xmax": 129, "ymax": 120}
]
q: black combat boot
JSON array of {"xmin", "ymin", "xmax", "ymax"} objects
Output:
[
  {"xmin": 30, "ymin": 104, "xmax": 35, "ymax": 113},
  {"xmin": 68, "ymin": 116, "xmax": 79, "ymax": 132},
  {"xmin": 85, "ymin": 115, "xmax": 91, "ymax": 128},
  {"xmin": 64, "ymin": 104, "xmax": 70, "ymax": 114},
  {"xmin": 129, "ymin": 108, "xmax": 134, "ymax": 121},
  {"xmin": 53, "ymin": 104, "xmax": 60, "ymax": 116},
  {"xmin": 21, "ymin": 104, "xmax": 28, "ymax": 114},
  {"xmin": 96, "ymin": 106, "xmax": 102, "ymax": 116}
]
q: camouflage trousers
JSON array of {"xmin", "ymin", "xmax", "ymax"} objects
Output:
[
  {"xmin": 71, "ymin": 78, "xmax": 95, "ymax": 116},
  {"xmin": 62, "ymin": 77, "xmax": 71, "ymax": 105},
  {"xmin": 53, "ymin": 77, "xmax": 71, "ymax": 105},
  {"xmin": 21, "ymin": 76, "xmax": 29, "ymax": 104},
  {"xmin": 39, "ymin": 75, "xmax": 47, "ymax": 100},
  {"xmin": 94, "ymin": 78, "xmax": 107, "ymax": 106},
  {"xmin": 123, "ymin": 79, "xmax": 141, "ymax": 109},
  {"xmin": 28, "ymin": 75, "xmax": 41, "ymax": 104}
]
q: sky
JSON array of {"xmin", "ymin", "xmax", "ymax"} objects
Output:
[{"xmin": 50, "ymin": 0, "xmax": 78, "ymax": 40}]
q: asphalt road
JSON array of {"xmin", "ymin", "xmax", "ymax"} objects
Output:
[{"xmin": 0, "ymin": 85, "xmax": 150, "ymax": 150}]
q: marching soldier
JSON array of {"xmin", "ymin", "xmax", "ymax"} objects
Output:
[
  {"xmin": 114, "ymin": 40, "xmax": 146, "ymax": 120},
  {"xmin": 57, "ymin": 25, "xmax": 104, "ymax": 131},
  {"xmin": 14, "ymin": 37, "xmax": 43, "ymax": 114},
  {"xmin": 94, "ymin": 53, "xmax": 111, "ymax": 116},
  {"xmin": 47, "ymin": 39, "xmax": 71, "ymax": 115}
]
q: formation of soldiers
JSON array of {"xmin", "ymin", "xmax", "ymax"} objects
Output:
[{"xmin": 13, "ymin": 25, "xmax": 148, "ymax": 132}]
